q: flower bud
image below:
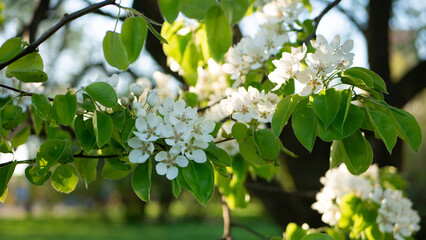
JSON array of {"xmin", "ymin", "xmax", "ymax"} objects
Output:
[
  {"xmin": 120, "ymin": 97, "xmax": 129, "ymax": 106},
  {"xmin": 130, "ymin": 83, "xmax": 145, "ymax": 97},
  {"xmin": 147, "ymin": 89, "xmax": 161, "ymax": 106}
]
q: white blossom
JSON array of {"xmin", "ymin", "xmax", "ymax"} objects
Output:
[
  {"xmin": 134, "ymin": 113, "xmax": 163, "ymax": 142},
  {"xmin": 128, "ymin": 137, "xmax": 154, "ymax": 163},
  {"xmin": 155, "ymin": 145, "xmax": 188, "ymax": 180}
]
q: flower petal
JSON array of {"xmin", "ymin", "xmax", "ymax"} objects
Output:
[
  {"xmin": 128, "ymin": 137, "xmax": 142, "ymax": 149},
  {"xmin": 166, "ymin": 166, "xmax": 178, "ymax": 180},
  {"xmin": 129, "ymin": 149, "xmax": 143, "ymax": 163},
  {"xmin": 156, "ymin": 162, "xmax": 168, "ymax": 175},
  {"xmin": 175, "ymin": 156, "xmax": 188, "ymax": 167}
]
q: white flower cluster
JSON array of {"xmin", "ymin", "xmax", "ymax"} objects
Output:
[
  {"xmin": 370, "ymin": 186, "xmax": 421, "ymax": 240},
  {"xmin": 0, "ymin": 70, "xmax": 44, "ymax": 111},
  {"xmin": 223, "ymin": 0, "xmax": 306, "ymax": 85},
  {"xmin": 312, "ymin": 164, "xmax": 376, "ymax": 226},
  {"xmin": 269, "ymin": 35, "xmax": 354, "ymax": 96},
  {"xmin": 312, "ymin": 164, "xmax": 420, "ymax": 239},
  {"xmin": 128, "ymin": 92, "xmax": 215, "ymax": 180},
  {"xmin": 219, "ymin": 86, "xmax": 279, "ymax": 124},
  {"xmin": 189, "ymin": 59, "xmax": 231, "ymax": 104}
]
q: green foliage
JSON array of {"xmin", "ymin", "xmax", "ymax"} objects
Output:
[
  {"xmin": 132, "ymin": 160, "xmax": 152, "ymax": 202},
  {"xmin": 182, "ymin": 161, "xmax": 214, "ymax": 205},
  {"xmin": 220, "ymin": 0, "xmax": 250, "ymax": 25},
  {"xmin": 36, "ymin": 139, "xmax": 68, "ymax": 175},
  {"xmin": 310, "ymin": 88, "xmax": 341, "ymax": 129},
  {"xmin": 102, "ymin": 31, "xmax": 130, "ymax": 70},
  {"xmin": 6, "ymin": 52, "xmax": 47, "ymax": 82},
  {"xmin": 159, "ymin": 0, "xmax": 180, "ymax": 22},
  {"xmin": 205, "ymin": 5, "xmax": 232, "ymax": 61},
  {"xmin": 25, "ymin": 166, "xmax": 51, "ymax": 186},
  {"xmin": 0, "ymin": 37, "xmax": 24, "ymax": 63},
  {"xmin": 0, "ymin": 160, "xmax": 17, "ymax": 202},
  {"xmin": 85, "ymin": 82, "xmax": 118, "ymax": 108},
  {"xmin": 286, "ymin": 223, "xmax": 307, "ymax": 240},
  {"xmin": 121, "ymin": 17, "xmax": 147, "ymax": 63},
  {"xmin": 11, "ymin": 125, "xmax": 30, "ymax": 148},
  {"xmin": 254, "ymin": 129, "xmax": 280, "ymax": 161},
  {"xmin": 271, "ymin": 94, "xmax": 300, "ymax": 137},
  {"xmin": 93, "ymin": 111, "xmax": 113, "ymax": 148},
  {"xmin": 74, "ymin": 158, "xmax": 98, "ymax": 188},
  {"xmin": 180, "ymin": 0, "xmax": 218, "ymax": 20},
  {"xmin": 52, "ymin": 90, "xmax": 77, "ymax": 126},
  {"xmin": 292, "ymin": 99, "xmax": 316, "ymax": 152},
  {"xmin": 51, "ymin": 164, "xmax": 78, "ymax": 194}
]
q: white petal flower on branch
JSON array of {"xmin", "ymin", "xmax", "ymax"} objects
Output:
[
  {"xmin": 134, "ymin": 113, "xmax": 163, "ymax": 142},
  {"xmin": 155, "ymin": 145, "xmax": 189, "ymax": 180},
  {"xmin": 128, "ymin": 137, "xmax": 154, "ymax": 163}
]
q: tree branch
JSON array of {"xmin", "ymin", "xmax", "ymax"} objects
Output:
[
  {"xmin": 0, "ymin": 0, "xmax": 116, "ymax": 70},
  {"xmin": 0, "ymin": 153, "xmax": 127, "ymax": 168},
  {"xmin": 0, "ymin": 83, "xmax": 54, "ymax": 101},
  {"xmin": 221, "ymin": 196, "xmax": 233, "ymax": 240},
  {"xmin": 29, "ymin": 0, "xmax": 50, "ymax": 43},
  {"xmin": 302, "ymin": 0, "xmax": 342, "ymax": 45},
  {"xmin": 231, "ymin": 222, "xmax": 270, "ymax": 240}
]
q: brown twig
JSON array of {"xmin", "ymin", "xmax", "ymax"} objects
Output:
[
  {"xmin": 301, "ymin": 0, "xmax": 342, "ymax": 45},
  {"xmin": 214, "ymin": 138, "xmax": 235, "ymax": 144},
  {"xmin": 0, "ymin": 0, "xmax": 117, "ymax": 70},
  {"xmin": 0, "ymin": 83, "xmax": 54, "ymax": 101},
  {"xmin": 0, "ymin": 153, "xmax": 127, "ymax": 168}
]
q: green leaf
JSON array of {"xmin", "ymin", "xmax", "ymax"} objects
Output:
[
  {"xmin": 172, "ymin": 178, "xmax": 182, "ymax": 198},
  {"xmin": 110, "ymin": 110, "xmax": 126, "ymax": 132},
  {"xmin": 286, "ymin": 223, "xmax": 307, "ymax": 240},
  {"xmin": 102, "ymin": 161, "xmax": 132, "ymax": 180},
  {"xmin": 6, "ymin": 52, "xmax": 48, "ymax": 82},
  {"xmin": 292, "ymin": 99, "xmax": 316, "ymax": 152},
  {"xmin": 367, "ymin": 109, "xmax": 397, "ymax": 153},
  {"xmin": 238, "ymin": 136, "xmax": 267, "ymax": 165},
  {"xmin": 310, "ymin": 88, "xmax": 341, "ymax": 128},
  {"xmin": 36, "ymin": 139, "xmax": 67, "ymax": 175},
  {"xmin": 182, "ymin": 161, "xmax": 214, "ymax": 205},
  {"xmin": 331, "ymin": 89, "xmax": 352, "ymax": 133},
  {"xmin": 52, "ymin": 90, "xmax": 77, "ymax": 126},
  {"xmin": 74, "ymin": 158, "xmax": 97, "ymax": 188},
  {"xmin": 121, "ymin": 17, "xmax": 147, "ymax": 63},
  {"xmin": 11, "ymin": 125, "xmax": 30, "ymax": 148},
  {"xmin": 121, "ymin": 118, "xmax": 136, "ymax": 142},
  {"xmin": 329, "ymin": 140, "xmax": 344, "ymax": 168},
  {"xmin": 0, "ymin": 161, "xmax": 17, "ymax": 199},
  {"xmin": 74, "ymin": 115, "xmax": 96, "ymax": 152},
  {"xmin": 220, "ymin": 0, "xmax": 250, "ymax": 25},
  {"xmin": 25, "ymin": 166, "xmax": 51, "ymax": 186},
  {"xmin": 344, "ymin": 67, "xmax": 373, "ymax": 88},
  {"xmin": 102, "ymin": 31, "xmax": 130, "ymax": 70},
  {"xmin": 183, "ymin": 92, "xmax": 198, "ymax": 107},
  {"xmin": 279, "ymin": 140, "xmax": 297, "ymax": 158},
  {"xmin": 51, "ymin": 164, "xmax": 78, "ymax": 194},
  {"xmin": 0, "ymin": 138, "xmax": 12, "ymax": 153},
  {"xmin": 317, "ymin": 104, "xmax": 364, "ymax": 142},
  {"xmin": 341, "ymin": 130, "xmax": 373, "ymax": 175},
  {"xmin": 205, "ymin": 142, "xmax": 232, "ymax": 166},
  {"xmin": 272, "ymin": 94, "xmax": 300, "ymax": 137},
  {"xmin": 85, "ymin": 82, "xmax": 118, "ymax": 108},
  {"xmin": 79, "ymin": 93, "xmax": 96, "ymax": 111},
  {"xmin": 32, "ymin": 94, "xmax": 52, "ymax": 120},
  {"xmin": 254, "ymin": 129, "xmax": 280, "ymax": 160},
  {"xmin": 340, "ymin": 76, "xmax": 382, "ymax": 100},
  {"xmin": 31, "ymin": 105, "xmax": 43, "ymax": 135},
  {"xmin": 180, "ymin": 40, "xmax": 199, "ymax": 86},
  {"xmin": 387, "ymin": 107, "xmax": 422, "ymax": 152},
  {"xmin": 301, "ymin": 233, "xmax": 335, "ymax": 240},
  {"xmin": 347, "ymin": 67, "xmax": 387, "ymax": 93},
  {"xmin": 93, "ymin": 111, "xmax": 113, "ymax": 148},
  {"xmin": 231, "ymin": 122, "xmax": 248, "ymax": 140},
  {"xmin": 107, "ymin": 158, "xmax": 131, "ymax": 171},
  {"xmin": 0, "ymin": 37, "xmax": 24, "ymax": 63},
  {"xmin": 146, "ymin": 21, "xmax": 168, "ymax": 44},
  {"xmin": 180, "ymin": 0, "xmax": 218, "ymax": 20},
  {"xmin": 1, "ymin": 104, "xmax": 22, "ymax": 130},
  {"xmin": 159, "ymin": 0, "xmax": 181, "ymax": 22},
  {"xmin": 0, "ymin": 188, "xmax": 7, "ymax": 203},
  {"xmin": 205, "ymin": 5, "xmax": 232, "ymax": 61},
  {"xmin": 132, "ymin": 160, "xmax": 152, "ymax": 202}
]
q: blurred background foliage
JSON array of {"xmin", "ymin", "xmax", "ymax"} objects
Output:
[{"xmin": 0, "ymin": 0, "xmax": 425, "ymax": 239}]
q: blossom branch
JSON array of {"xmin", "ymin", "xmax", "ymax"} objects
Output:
[
  {"xmin": 214, "ymin": 138, "xmax": 235, "ymax": 144},
  {"xmin": 0, "ymin": 0, "xmax": 117, "ymax": 70},
  {"xmin": 302, "ymin": 0, "xmax": 342, "ymax": 45},
  {"xmin": 0, "ymin": 153, "xmax": 127, "ymax": 168},
  {"xmin": 0, "ymin": 83, "xmax": 54, "ymax": 101}
]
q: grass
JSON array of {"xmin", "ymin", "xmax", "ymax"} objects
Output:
[{"xmin": 0, "ymin": 217, "xmax": 283, "ymax": 240}]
